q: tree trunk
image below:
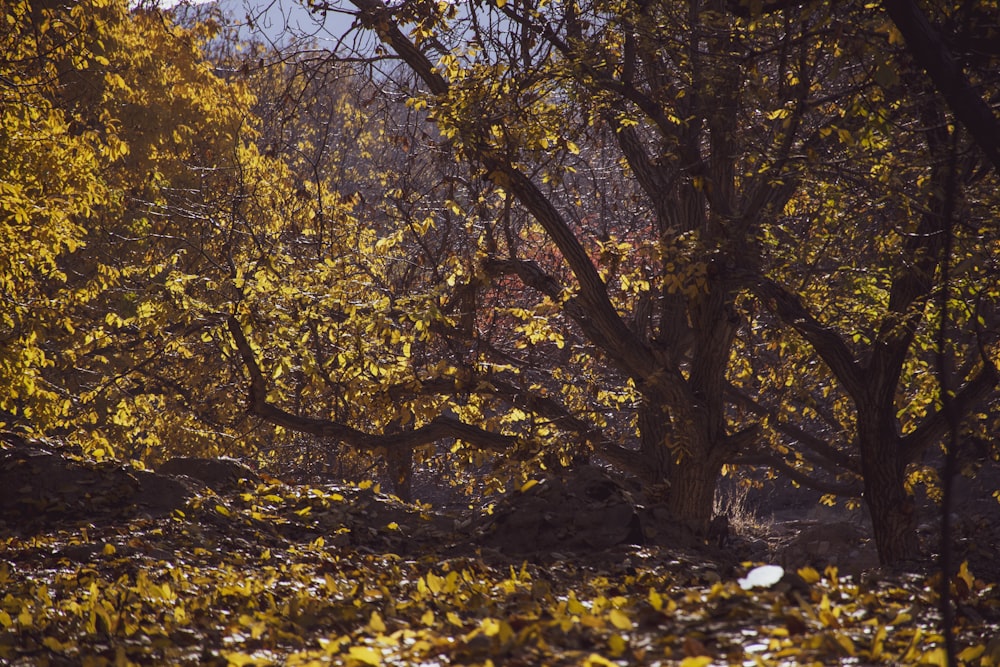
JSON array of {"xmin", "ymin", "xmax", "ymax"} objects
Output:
[
  {"xmin": 665, "ymin": 453, "xmax": 723, "ymax": 534},
  {"xmin": 858, "ymin": 414, "xmax": 919, "ymax": 564},
  {"xmin": 637, "ymin": 401, "xmax": 723, "ymax": 534},
  {"xmin": 386, "ymin": 445, "xmax": 413, "ymax": 503}
]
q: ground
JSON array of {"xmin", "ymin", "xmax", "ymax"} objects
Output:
[{"xmin": 1, "ymin": 444, "xmax": 999, "ymax": 666}]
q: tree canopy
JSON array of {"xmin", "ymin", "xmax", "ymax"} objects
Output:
[{"xmin": 3, "ymin": 0, "xmax": 1000, "ymax": 663}]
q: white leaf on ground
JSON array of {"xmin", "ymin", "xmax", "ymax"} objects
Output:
[{"xmin": 738, "ymin": 565, "xmax": 784, "ymax": 590}]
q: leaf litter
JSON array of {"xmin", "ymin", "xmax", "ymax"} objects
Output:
[{"xmin": 1, "ymin": 458, "xmax": 998, "ymax": 666}]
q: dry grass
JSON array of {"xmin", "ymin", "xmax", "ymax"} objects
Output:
[{"xmin": 714, "ymin": 481, "xmax": 772, "ymax": 539}]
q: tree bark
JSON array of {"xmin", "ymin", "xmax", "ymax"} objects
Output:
[
  {"xmin": 386, "ymin": 445, "xmax": 413, "ymax": 502},
  {"xmin": 636, "ymin": 399, "xmax": 729, "ymax": 534},
  {"xmin": 857, "ymin": 412, "xmax": 919, "ymax": 563},
  {"xmin": 665, "ymin": 452, "xmax": 724, "ymax": 534}
]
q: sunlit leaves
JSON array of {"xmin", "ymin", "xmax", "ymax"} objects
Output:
[
  {"xmin": 0, "ymin": 1, "xmax": 120, "ymax": 435},
  {"xmin": 1, "ymin": 477, "xmax": 994, "ymax": 665}
]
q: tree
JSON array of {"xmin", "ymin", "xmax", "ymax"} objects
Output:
[
  {"xmin": 881, "ymin": 0, "xmax": 1000, "ymax": 174},
  {"xmin": 273, "ymin": 0, "xmax": 1000, "ymax": 562},
  {"xmin": 1, "ymin": 0, "xmax": 323, "ymax": 464},
  {"xmin": 737, "ymin": 109, "xmax": 999, "ymax": 562},
  {"xmin": 227, "ymin": 0, "xmax": 898, "ymax": 533},
  {"xmin": 729, "ymin": 4, "xmax": 1000, "ymax": 562},
  {"xmin": 0, "ymin": 0, "xmax": 120, "ymax": 441},
  {"xmin": 5, "ymin": 0, "xmax": 998, "ymax": 566}
]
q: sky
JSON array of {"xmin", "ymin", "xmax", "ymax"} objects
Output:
[
  {"xmin": 158, "ymin": 0, "xmax": 355, "ymax": 48},
  {"xmin": 158, "ymin": 0, "xmax": 214, "ymax": 7}
]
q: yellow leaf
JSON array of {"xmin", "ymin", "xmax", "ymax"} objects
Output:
[
  {"xmin": 679, "ymin": 658, "xmax": 713, "ymax": 667},
  {"xmin": 223, "ymin": 652, "xmax": 272, "ymax": 666},
  {"xmin": 348, "ymin": 646, "xmax": 381, "ymax": 665},
  {"xmin": 481, "ymin": 617, "xmax": 501, "ymax": 636},
  {"xmin": 43, "ymin": 636, "xmax": 67, "ymax": 652},
  {"xmin": 426, "ymin": 571, "xmax": 444, "ymax": 594},
  {"xmin": 797, "ymin": 566, "xmax": 821, "ymax": 584},
  {"xmin": 519, "ymin": 479, "xmax": 539, "ymax": 492},
  {"xmin": 583, "ymin": 654, "xmax": 617, "ymax": 667},
  {"xmin": 608, "ymin": 608, "xmax": 632, "ymax": 631},
  {"xmin": 174, "ymin": 605, "xmax": 187, "ymax": 623},
  {"xmin": 958, "ymin": 560, "xmax": 975, "ymax": 589},
  {"xmin": 102, "ymin": 543, "xmax": 116, "ymax": 556},
  {"xmin": 421, "ymin": 609, "xmax": 435, "ymax": 626},
  {"xmin": 958, "ymin": 645, "xmax": 985, "ymax": 663},
  {"xmin": 833, "ymin": 632, "xmax": 855, "ymax": 656},
  {"xmin": 920, "ymin": 647, "xmax": 948, "ymax": 667},
  {"xmin": 369, "ymin": 610, "xmax": 386, "ymax": 633},
  {"xmin": 215, "ymin": 504, "xmax": 231, "ymax": 517}
]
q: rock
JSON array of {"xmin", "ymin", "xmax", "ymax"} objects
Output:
[
  {"xmin": 0, "ymin": 445, "xmax": 238, "ymax": 531},
  {"xmin": 480, "ymin": 465, "xmax": 643, "ymax": 554},
  {"xmin": 773, "ymin": 519, "xmax": 878, "ymax": 572},
  {"xmin": 0, "ymin": 446, "xmax": 138, "ymax": 528},
  {"xmin": 133, "ymin": 470, "xmax": 205, "ymax": 515},
  {"xmin": 156, "ymin": 457, "xmax": 259, "ymax": 492},
  {"xmin": 0, "ymin": 449, "xmax": 183, "ymax": 530}
]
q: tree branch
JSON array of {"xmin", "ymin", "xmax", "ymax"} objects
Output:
[
  {"xmin": 728, "ymin": 269, "xmax": 865, "ymax": 400},
  {"xmin": 882, "ymin": 0, "xmax": 1000, "ymax": 175},
  {"xmin": 347, "ymin": 0, "xmax": 664, "ymax": 392},
  {"xmin": 728, "ymin": 384, "xmax": 861, "ymax": 474},
  {"xmin": 733, "ymin": 453, "xmax": 863, "ymax": 497},
  {"xmin": 226, "ymin": 316, "xmax": 517, "ymax": 452},
  {"xmin": 484, "ymin": 257, "xmax": 705, "ymax": 426},
  {"xmin": 899, "ymin": 364, "xmax": 998, "ymax": 464}
]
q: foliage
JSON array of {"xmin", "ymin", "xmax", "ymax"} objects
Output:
[
  {"xmin": 3, "ymin": 1, "xmax": 1000, "ymax": 656},
  {"xmin": 3, "ymin": 0, "xmax": 1000, "ymax": 614},
  {"xmin": 0, "ymin": 0, "xmax": 121, "ymax": 435}
]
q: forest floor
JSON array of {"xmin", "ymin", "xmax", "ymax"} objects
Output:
[{"xmin": 1, "ymin": 444, "xmax": 999, "ymax": 666}]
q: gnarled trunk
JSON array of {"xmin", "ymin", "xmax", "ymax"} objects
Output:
[
  {"xmin": 665, "ymin": 454, "xmax": 724, "ymax": 533},
  {"xmin": 858, "ymin": 413, "xmax": 919, "ymax": 563},
  {"xmin": 636, "ymin": 401, "xmax": 726, "ymax": 534}
]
